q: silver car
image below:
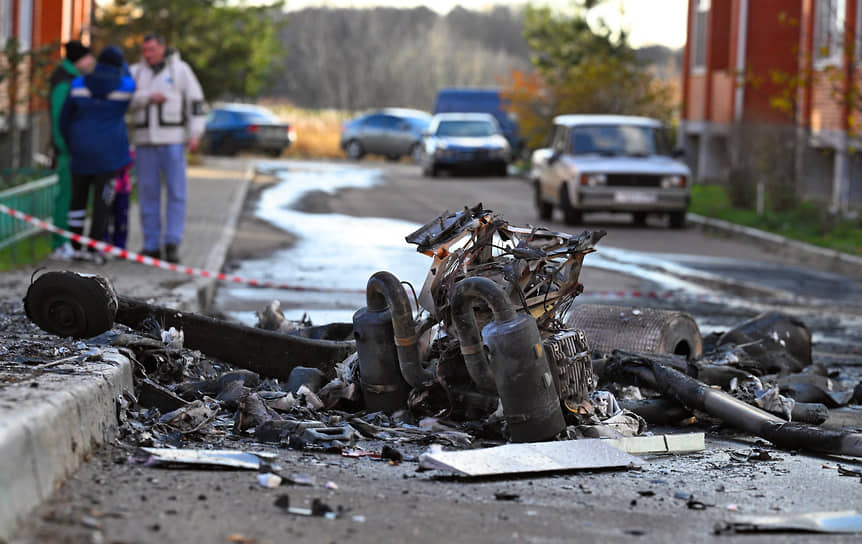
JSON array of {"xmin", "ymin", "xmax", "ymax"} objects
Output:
[
  {"xmin": 421, "ymin": 113, "xmax": 511, "ymax": 177},
  {"xmin": 531, "ymin": 115, "xmax": 691, "ymax": 228},
  {"xmin": 340, "ymin": 108, "xmax": 431, "ymax": 162}
]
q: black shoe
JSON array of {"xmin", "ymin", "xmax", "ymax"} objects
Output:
[
  {"xmin": 141, "ymin": 248, "xmax": 161, "ymax": 260},
  {"xmin": 164, "ymin": 243, "xmax": 180, "ymax": 264}
]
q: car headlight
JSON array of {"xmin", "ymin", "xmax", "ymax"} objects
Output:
[
  {"xmin": 580, "ymin": 173, "xmax": 607, "ymax": 186},
  {"xmin": 661, "ymin": 175, "xmax": 686, "ymax": 188}
]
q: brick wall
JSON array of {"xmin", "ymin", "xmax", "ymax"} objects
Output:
[{"xmin": 810, "ymin": 70, "xmax": 847, "ymax": 132}]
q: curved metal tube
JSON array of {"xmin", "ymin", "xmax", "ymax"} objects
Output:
[
  {"xmin": 449, "ymin": 277, "xmax": 517, "ymax": 392},
  {"xmin": 366, "ymin": 271, "xmax": 435, "ymax": 388}
]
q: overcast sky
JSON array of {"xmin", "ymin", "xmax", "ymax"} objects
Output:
[{"xmin": 284, "ymin": 0, "xmax": 689, "ymax": 48}]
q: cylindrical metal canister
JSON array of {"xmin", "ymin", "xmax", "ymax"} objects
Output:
[
  {"xmin": 483, "ymin": 313, "xmax": 567, "ymax": 443},
  {"xmin": 450, "ymin": 277, "xmax": 565, "ymax": 442},
  {"xmin": 24, "ymin": 270, "xmax": 118, "ymax": 339},
  {"xmin": 565, "ymin": 304, "xmax": 702, "ymax": 360},
  {"xmin": 352, "ymin": 306, "xmax": 410, "ymax": 414}
]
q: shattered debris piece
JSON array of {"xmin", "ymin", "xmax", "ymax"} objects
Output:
[
  {"xmin": 417, "ymin": 439, "xmax": 640, "ymax": 477},
  {"xmin": 257, "ymin": 473, "xmax": 283, "ymax": 488},
  {"xmin": 715, "ymin": 510, "xmax": 862, "ymax": 534},
  {"xmin": 604, "ymin": 433, "xmax": 705, "ymax": 455},
  {"xmin": 274, "ymin": 494, "xmax": 341, "ymax": 519},
  {"xmin": 131, "ymin": 448, "xmax": 278, "ymax": 470},
  {"xmin": 158, "ymin": 397, "xmax": 219, "ymax": 434}
]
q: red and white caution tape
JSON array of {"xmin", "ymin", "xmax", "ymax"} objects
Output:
[{"xmin": 0, "ymin": 203, "xmax": 365, "ymax": 294}]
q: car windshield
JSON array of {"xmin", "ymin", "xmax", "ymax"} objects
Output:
[
  {"xmin": 240, "ymin": 109, "xmax": 282, "ymax": 124},
  {"xmin": 570, "ymin": 125, "xmax": 670, "ymax": 156},
  {"xmin": 435, "ymin": 120, "xmax": 497, "ymax": 137}
]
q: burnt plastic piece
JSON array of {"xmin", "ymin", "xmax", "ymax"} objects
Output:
[
  {"xmin": 450, "ymin": 277, "xmax": 566, "ymax": 443},
  {"xmin": 24, "ymin": 271, "xmax": 118, "ymax": 339},
  {"xmin": 717, "ymin": 311, "xmax": 812, "ymax": 373},
  {"xmin": 606, "ymin": 351, "xmax": 862, "ymax": 458}
]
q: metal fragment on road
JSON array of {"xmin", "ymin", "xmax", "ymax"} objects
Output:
[
  {"xmin": 604, "ymin": 433, "xmax": 705, "ymax": 455},
  {"xmin": 716, "ymin": 511, "xmax": 862, "ymax": 534},
  {"xmin": 134, "ymin": 447, "xmax": 278, "ymax": 470},
  {"xmin": 418, "ymin": 439, "xmax": 641, "ymax": 477}
]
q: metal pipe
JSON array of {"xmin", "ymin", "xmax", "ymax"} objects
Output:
[
  {"xmin": 365, "ymin": 271, "xmax": 435, "ymax": 389},
  {"xmin": 449, "ymin": 277, "xmax": 515, "ymax": 392},
  {"xmin": 450, "ymin": 277, "xmax": 565, "ymax": 442},
  {"xmin": 607, "ymin": 353, "xmax": 862, "ymax": 458}
]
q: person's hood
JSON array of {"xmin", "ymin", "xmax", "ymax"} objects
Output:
[{"xmin": 83, "ymin": 63, "xmax": 123, "ymax": 98}]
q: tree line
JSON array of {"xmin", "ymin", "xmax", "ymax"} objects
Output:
[
  {"xmin": 92, "ymin": 1, "xmax": 681, "ymax": 118},
  {"xmin": 266, "ymin": 6, "xmax": 532, "ymax": 111}
]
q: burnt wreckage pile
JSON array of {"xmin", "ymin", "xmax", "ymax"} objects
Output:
[{"xmin": 23, "ymin": 204, "xmax": 862, "ymax": 459}]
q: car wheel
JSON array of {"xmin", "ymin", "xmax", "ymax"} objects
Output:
[
  {"xmin": 633, "ymin": 212, "xmax": 647, "ymax": 226},
  {"xmin": 559, "ymin": 184, "xmax": 582, "ymax": 225},
  {"xmin": 496, "ymin": 163, "xmax": 508, "ymax": 177},
  {"xmin": 345, "ymin": 140, "xmax": 364, "ymax": 160},
  {"xmin": 409, "ymin": 143, "xmax": 423, "ymax": 164},
  {"xmin": 669, "ymin": 211, "xmax": 687, "ymax": 229},
  {"xmin": 535, "ymin": 182, "xmax": 553, "ymax": 221},
  {"xmin": 385, "ymin": 154, "xmax": 401, "ymax": 162},
  {"xmin": 215, "ymin": 136, "xmax": 237, "ymax": 156},
  {"xmin": 424, "ymin": 163, "xmax": 439, "ymax": 178},
  {"xmin": 267, "ymin": 148, "xmax": 284, "ymax": 158}
]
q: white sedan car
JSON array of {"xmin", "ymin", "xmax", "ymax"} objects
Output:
[
  {"xmin": 531, "ymin": 115, "xmax": 691, "ymax": 228},
  {"xmin": 422, "ymin": 113, "xmax": 511, "ymax": 177}
]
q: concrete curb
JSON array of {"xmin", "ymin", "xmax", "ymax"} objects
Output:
[
  {"xmin": 687, "ymin": 213, "xmax": 862, "ymax": 277},
  {"xmin": 0, "ymin": 349, "xmax": 133, "ymax": 540}
]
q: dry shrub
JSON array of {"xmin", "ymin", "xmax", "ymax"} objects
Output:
[{"xmin": 262, "ymin": 101, "xmax": 351, "ymax": 159}]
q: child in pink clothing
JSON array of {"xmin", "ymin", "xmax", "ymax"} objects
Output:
[{"xmin": 104, "ymin": 148, "xmax": 134, "ymax": 249}]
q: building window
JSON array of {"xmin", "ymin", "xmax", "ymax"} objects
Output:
[
  {"xmin": 0, "ymin": 0, "xmax": 12, "ymax": 44},
  {"xmin": 18, "ymin": 0, "xmax": 32, "ymax": 49},
  {"xmin": 691, "ymin": 0, "xmax": 710, "ymax": 72},
  {"xmin": 814, "ymin": 0, "xmax": 846, "ymax": 66}
]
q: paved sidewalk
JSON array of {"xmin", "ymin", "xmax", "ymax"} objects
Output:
[
  {"xmin": 19, "ymin": 155, "xmax": 254, "ymax": 309},
  {"xmin": 0, "ymin": 156, "xmax": 254, "ymax": 540}
]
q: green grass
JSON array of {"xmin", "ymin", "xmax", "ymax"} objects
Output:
[
  {"xmin": 690, "ymin": 184, "xmax": 862, "ymax": 256},
  {"xmin": 0, "ymin": 233, "xmax": 52, "ymax": 271}
]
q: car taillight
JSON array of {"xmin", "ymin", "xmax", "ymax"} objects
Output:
[{"xmin": 247, "ymin": 124, "xmax": 259, "ymax": 133}]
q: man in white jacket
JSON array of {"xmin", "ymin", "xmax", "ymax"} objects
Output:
[{"xmin": 130, "ymin": 32, "xmax": 206, "ymax": 264}]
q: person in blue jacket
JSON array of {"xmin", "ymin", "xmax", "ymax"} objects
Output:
[{"xmin": 60, "ymin": 45, "xmax": 135, "ymax": 262}]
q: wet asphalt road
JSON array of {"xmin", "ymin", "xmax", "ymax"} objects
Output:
[{"xmin": 11, "ymin": 158, "xmax": 862, "ymax": 544}]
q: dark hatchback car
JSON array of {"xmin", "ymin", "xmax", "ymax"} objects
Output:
[
  {"xmin": 202, "ymin": 104, "xmax": 295, "ymax": 157},
  {"xmin": 340, "ymin": 108, "xmax": 431, "ymax": 162}
]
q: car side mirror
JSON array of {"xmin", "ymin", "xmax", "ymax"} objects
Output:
[
  {"xmin": 672, "ymin": 148, "xmax": 685, "ymax": 159},
  {"xmin": 549, "ymin": 150, "xmax": 562, "ymax": 164}
]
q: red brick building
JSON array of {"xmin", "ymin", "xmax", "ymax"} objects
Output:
[
  {"xmin": 681, "ymin": 0, "xmax": 861, "ymax": 211},
  {"xmin": 1, "ymin": 0, "xmax": 94, "ymax": 168}
]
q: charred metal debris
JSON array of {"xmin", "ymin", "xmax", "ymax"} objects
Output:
[{"xmin": 21, "ymin": 204, "xmax": 862, "ymax": 465}]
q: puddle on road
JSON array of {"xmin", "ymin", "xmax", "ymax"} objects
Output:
[
  {"xmin": 215, "ymin": 162, "xmax": 428, "ymax": 324},
  {"xmin": 214, "ymin": 161, "xmax": 860, "ymax": 329}
]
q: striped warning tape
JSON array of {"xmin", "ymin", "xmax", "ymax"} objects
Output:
[
  {"xmin": 0, "ymin": 202, "xmax": 702, "ymax": 301},
  {"xmin": 0, "ymin": 202, "xmax": 365, "ymax": 294}
]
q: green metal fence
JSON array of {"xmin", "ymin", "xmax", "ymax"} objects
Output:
[{"xmin": 0, "ymin": 174, "xmax": 58, "ymax": 264}]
